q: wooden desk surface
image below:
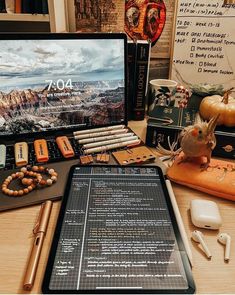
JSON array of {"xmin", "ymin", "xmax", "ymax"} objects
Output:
[{"xmin": 1, "ymin": 121, "xmax": 235, "ymax": 294}]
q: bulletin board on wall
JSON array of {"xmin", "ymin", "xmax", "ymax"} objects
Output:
[{"xmin": 170, "ymin": 0, "xmax": 235, "ymax": 90}]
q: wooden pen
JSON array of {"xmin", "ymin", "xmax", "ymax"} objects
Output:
[{"xmin": 23, "ymin": 201, "xmax": 53, "ymax": 291}]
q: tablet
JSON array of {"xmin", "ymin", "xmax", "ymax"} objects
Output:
[
  {"xmin": 0, "ymin": 32, "xmax": 127, "ymax": 140},
  {"xmin": 42, "ymin": 165, "xmax": 195, "ymax": 294}
]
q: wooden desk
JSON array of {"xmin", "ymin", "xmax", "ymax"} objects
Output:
[{"xmin": 0, "ymin": 121, "xmax": 235, "ymax": 294}]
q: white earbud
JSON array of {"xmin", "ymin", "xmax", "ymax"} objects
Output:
[
  {"xmin": 191, "ymin": 230, "xmax": 212, "ymax": 259},
  {"xmin": 218, "ymin": 233, "xmax": 231, "ymax": 261}
]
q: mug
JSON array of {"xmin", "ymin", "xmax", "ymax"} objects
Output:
[{"xmin": 148, "ymin": 79, "xmax": 189, "ymax": 112}]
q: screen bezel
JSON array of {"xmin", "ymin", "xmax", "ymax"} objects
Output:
[
  {"xmin": 42, "ymin": 165, "xmax": 195, "ymax": 294},
  {"xmin": 0, "ymin": 33, "xmax": 128, "ymax": 141}
]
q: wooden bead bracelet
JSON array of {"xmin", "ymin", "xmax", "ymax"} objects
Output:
[{"xmin": 1, "ymin": 165, "xmax": 58, "ymax": 197}]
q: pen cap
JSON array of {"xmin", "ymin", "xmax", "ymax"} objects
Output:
[{"xmin": 36, "ymin": 201, "xmax": 53, "ymax": 233}]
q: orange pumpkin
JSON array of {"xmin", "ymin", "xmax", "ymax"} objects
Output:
[{"xmin": 199, "ymin": 89, "xmax": 235, "ymax": 127}]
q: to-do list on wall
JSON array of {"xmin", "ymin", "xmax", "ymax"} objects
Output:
[{"xmin": 171, "ymin": 0, "xmax": 235, "ymax": 89}]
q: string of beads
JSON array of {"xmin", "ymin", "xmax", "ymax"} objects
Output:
[{"xmin": 1, "ymin": 165, "xmax": 58, "ymax": 197}]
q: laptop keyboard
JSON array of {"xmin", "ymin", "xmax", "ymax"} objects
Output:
[{"xmin": 3, "ymin": 137, "xmax": 80, "ymax": 171}]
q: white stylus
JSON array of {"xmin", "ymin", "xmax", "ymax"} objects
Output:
[{"xmin": 166, "ymin": 179, "xmax": 193, "ymax": 267}]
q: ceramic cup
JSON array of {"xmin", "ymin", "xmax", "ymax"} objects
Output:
[{"xmin": 148, "ymin": 79, "xmax": 189, "ymax": 112}]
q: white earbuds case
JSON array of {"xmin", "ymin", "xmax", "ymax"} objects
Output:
[{"xmin": 190, "ymin": 199, "xmax": 222, "ymax": 230}]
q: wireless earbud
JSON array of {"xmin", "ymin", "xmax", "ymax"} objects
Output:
[
  {"xmin": 191, "ymin": 230, "xmax": 212, "ymax": 259},
  {"xmin": 218, "ymin": 233, "xmax": 231, "ymax": 261}
]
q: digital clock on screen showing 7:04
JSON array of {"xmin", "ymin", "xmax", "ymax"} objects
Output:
[{"xmin": 45, "ymin": 79, "xmax": 73, "ymax": 91}]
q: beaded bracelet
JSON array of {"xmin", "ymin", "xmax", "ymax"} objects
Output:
[
  {"xmin": 22, "ymin": 166, "xmax": 58, "ymax": 186},
  {"xmin": 1, "ymin": 165, "xmax": 58, "ymax": 197}
]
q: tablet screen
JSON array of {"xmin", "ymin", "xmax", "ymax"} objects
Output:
[
  {"xmin": 0, "ymin": 34, "xmax": 126, "ymax": 138},
  {"xmin": 43, "ymin": 166, "xmax": 194, "ymax": 293}
]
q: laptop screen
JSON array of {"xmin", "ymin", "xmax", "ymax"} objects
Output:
[{"xmin": 0, "ymin": 34, "xmax": 126, "ymax": 137}]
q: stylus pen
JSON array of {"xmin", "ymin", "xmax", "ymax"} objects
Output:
[
  {"xmin": 165, "ymin": 180, "xmax": 193, "ymax": 267},
  {"xmin": 23, "ymin": 201, "xmax": 53, "ymax": 291}
]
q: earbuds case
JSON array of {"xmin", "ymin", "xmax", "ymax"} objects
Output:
[{"xmin": 190, "ymin": 199, "xmax": 222, "ymax": 230}]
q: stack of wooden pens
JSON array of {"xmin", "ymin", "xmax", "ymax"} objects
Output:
[{"xmin": 73, "ymin": 125, "xmax": 140, "ymax": 154}]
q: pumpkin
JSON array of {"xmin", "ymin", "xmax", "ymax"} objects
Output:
[{"xmin": 199, "ymin": 88, "xmax": 235, "ymax": 127}]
